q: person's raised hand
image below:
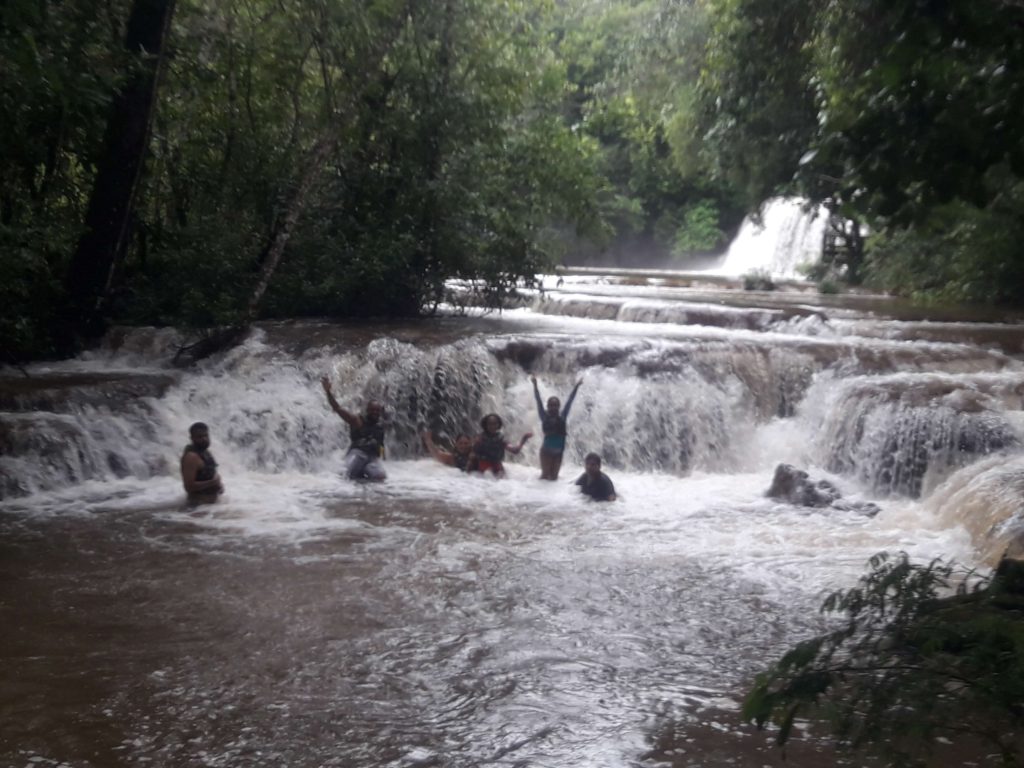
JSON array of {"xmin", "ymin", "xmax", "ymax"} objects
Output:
[{"xmin": 320, "ymin": 375, "xmax": 332, "ymax": 393}]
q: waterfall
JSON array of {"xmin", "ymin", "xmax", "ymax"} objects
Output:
[
  {"xmin": 3, "ymin": 324, "xmax": 1022, "ymax": 507},
  {"xmin": 707, "ymin": 197, "xmax": 828, "ymax": 280},
  {"xmin": 927, "ymin": 455, "xmax": 1024, "ymax": 565},
  {"xmin": 804, "ymin": 372, "xmax": 1024, "ymax": 498},
  {"xmin": 4, "ymin": 285, "xmax": 1024, "ymax": 768}
]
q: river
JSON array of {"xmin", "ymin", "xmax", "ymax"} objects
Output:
[{"xmin": 2, "ymin": 268, "xmax": 1023, "ymax": 767}]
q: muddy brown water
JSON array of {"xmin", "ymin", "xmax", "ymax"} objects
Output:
[
  {"xmin": 0, "ymin": 478, "xmax": 969, "ymax": 767},
  {"xmin": 3, "ymin": 274, "xmax": 1021, "ymax": 767}
]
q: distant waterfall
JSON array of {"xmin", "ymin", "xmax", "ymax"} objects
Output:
[{"xmin": 709, "ymin": 197, "xmax": 828, "ymax": 280}]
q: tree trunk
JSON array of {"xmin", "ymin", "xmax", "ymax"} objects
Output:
[
  {"xmin": 64, "ymin": 0, "xmax": 176, "ymax": 345},
  {"xmin": 172, "ymin": 1, "xmax": 415, "ymax": 366},
  {"xmin": 245, "ymin": 132, "xmax": 339, "ymax": 320}
]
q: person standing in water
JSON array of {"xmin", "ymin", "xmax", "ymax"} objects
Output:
[
  {"xmin": 575, "ymin": 452, "xmax": 616, "ymax": 501},
  {"xmin": 181, "ymin": 422, "xmax": 224, "ymax": 504},
  {"xmin": 474, "ymin": 414, "xmax": 532, "ymax": 477},
  {"xmin": 321, "ymin": 376, "xmax": 387, "ymax": 481},
  {"xmin": 422, "ymin": 430, "xmax": 475, "ymax": 472},
  {"xmin": 531, "ymin": 374, "xmax": 583, "ymax": 481}
]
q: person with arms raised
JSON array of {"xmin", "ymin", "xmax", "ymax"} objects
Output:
[
  {"xmin": 321, "ymin": 375, "xmax": 387, "ymax": 481},
  {"xmin": 531, "ymin": 374, "xmax": 583, "ymax": 481},
  {"xmin": 422, "ymin": 430, "xmax": 475, "ymax": 472}
]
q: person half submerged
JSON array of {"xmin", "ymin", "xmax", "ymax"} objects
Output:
[
  {"xmin": 422, "ymin": 430, "xmax": 475, "ymax": 472},
  {"xmin": 575, "ymin": 452, "xmax": 616, "ymax": 502},
  {"xmin": 321, "ymin": 375, "xmax": 387, "ymax": 482},
  {"xmin": 474, "ymin": 414, "xmax": 532, "ymax": 477},
  {"xmin": 181, "ymin": 422, "xmax": 224, "ymax": 504}
]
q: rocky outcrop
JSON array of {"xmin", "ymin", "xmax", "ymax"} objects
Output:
[
  {"xmin": 766, "ymin": 463, "xmax": 880, "ymax": 516},
  {"xmin": 0, "ymin": 372, "xmax": 178, "ymax": 413}
]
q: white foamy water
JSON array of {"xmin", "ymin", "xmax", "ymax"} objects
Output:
[
  {"xmin": 1, "ymin": 294, "xmax": 1020, "ymax": 766},
  {"xmin": 704, "ymin": 197, "xmax": 828, "ymax": 280}
]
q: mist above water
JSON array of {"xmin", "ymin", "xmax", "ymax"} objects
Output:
[{"xmin": 702, "ymin": 197, "xmax": 829, "ymax": 280}]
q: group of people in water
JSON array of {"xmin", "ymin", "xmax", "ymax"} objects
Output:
[
  {"xmin": 416, "ymin": 374, "xmax": 615, "ymax": 501},
  {"xmin": 417, "ymin": 375, "xmax": 614, "ymax": 500},
  {"xmin": 180, "ymin": 374, "xmax": 616, "ymax": 504}
]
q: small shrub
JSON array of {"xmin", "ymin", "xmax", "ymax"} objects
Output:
[{"xmin": 742, "ymin": 269, "xmax": 775, "ymax": 291}]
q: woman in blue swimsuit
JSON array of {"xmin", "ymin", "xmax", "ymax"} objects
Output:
[{"xmin": 531, "ymin": 375, "xmax": 583, "ymax": 481}]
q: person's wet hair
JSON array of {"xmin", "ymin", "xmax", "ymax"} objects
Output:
[
  {"xmin": 189, "ymin": 422, "xmax": 209, "ymax": 436},
  {"xmin": 584, "ymin": 452, "xmax": 601, "ymax": 464},
  {"xmin": 480, "ymin": 413, "xmax": 503, "ymax": 430}
]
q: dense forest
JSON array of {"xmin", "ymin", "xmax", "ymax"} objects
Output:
[{"xmin": 2, "ymin": 0, "xmax": 1023, "ymax": 363}]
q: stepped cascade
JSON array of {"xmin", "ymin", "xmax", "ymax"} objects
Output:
[{"xmin": 2, "ymin": 272, "xmax": 1023, "ymax": 767}]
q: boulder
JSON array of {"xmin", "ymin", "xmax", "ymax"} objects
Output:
[{"xmin": 766, "ymin": 463, "xmax": 880, "ymax": 517}]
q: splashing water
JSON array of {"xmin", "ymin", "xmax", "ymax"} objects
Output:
[{"xmin": 1, "ymin": 286, "xmax": 1021, "ymax": 767}]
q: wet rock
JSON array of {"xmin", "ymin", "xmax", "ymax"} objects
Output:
[
  {"xmin": 491, "ymin": 340, "xmax": 549, "ymax": 370},
  {"xmin": 0, "ymin": 372, "xmax": 179, "ymax": 413},
  {"xmin": 766, "ymin": 463, "xmax": 841, "ymax": 507},
  {"xmin": 820, "ymin": 377, "xmax": 1023, "ymax": 497},
  {"xmin": 0, "ymin": 414, "xmax": 100, "ymax": 498},
  {"xmin": 106, "ymin": 451, "xmax": 130, "ymax": 477},
  {"xmin": 766, "ymin": 463, "xmax": 880, "ymax": 516}
]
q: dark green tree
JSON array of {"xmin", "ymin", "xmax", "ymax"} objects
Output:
[
  {"xmin": 0, "ymin": 0, "xmax": 130, "ymax": 361},
  {"xmin": 745, "ymin": 553, "xmax": 1024, "ymax": 767},
  {"xmin": 64, "ymin": 0, "xmax": 177, "ymax": 344},
  {"xmin": 693, "ymin": 0, "xmax": 1024, "ymax": 300},
  {"xmin": 553, "ymin": 0, "xmax": 744, "ymax": 264}
]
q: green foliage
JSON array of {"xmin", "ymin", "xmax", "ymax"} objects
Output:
[
  {"xmin": 0, "ymin": 0, "xmax": 131, "ymax": 359},
  {"xmin": 0, "ymin": 229, "xmax": 61, "ymax": 362},
  {"xmin": 671, "ymin": 199, "xmax": 725, "ymax": 255},
  {"xmin": 698, "ymin": 0, "xmax": 820, "ymax": 209},
  {"xmin": 742, "ymin": 270, "xmax": 775, "ymax": 291},
  {"xmin": 693, "ymin": 0, "xmax": 1024, "ymax": 304},
  {"xmin": 89, "ymin": 0, "xmax": 613, "ymax": 329},
  {"xmin": 745, "ymin": 552, "xmax": 1024, "ymax": 766},
  {"xmin": 9, "ymin": 0, "xmax": 1024, "ymax": 361},
  {"xmin": 554, "ymin": 0, "xmax": 745, "ymax": 260},
  {"xmin": 863, "ymin": 181, "xmax": 1024, "ymax": 305},
  {"xmin": 247, "ymin": 0, "xmax": 607, "ymax": 318},
  {"xmin": 811, "ymin": 0, "xmax": 1024, "ymax": 224},
  {"xmin": 1, "ymin": 0, "xmax": 617, "ymax": 359},
  {"xmin": 816, "ymin": 279, "xmax": 839, "ymax": 295}
]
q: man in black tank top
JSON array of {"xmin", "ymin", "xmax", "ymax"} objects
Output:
[
  {"xmin": 321, "ymin": 376, "xmax": 387, "ymax": 481},
  {"xmin": 181, "ymin": 422, "xmax": 224, "ymax": 503}
]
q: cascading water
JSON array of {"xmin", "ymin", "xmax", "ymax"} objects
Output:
[
  {"xmin": 706, "ymin": 197, "xmax": 829, "ymax": 280},
  {"xmin": 3, "ymin": 281, "xmax": 1023, "ymax": 767}
]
